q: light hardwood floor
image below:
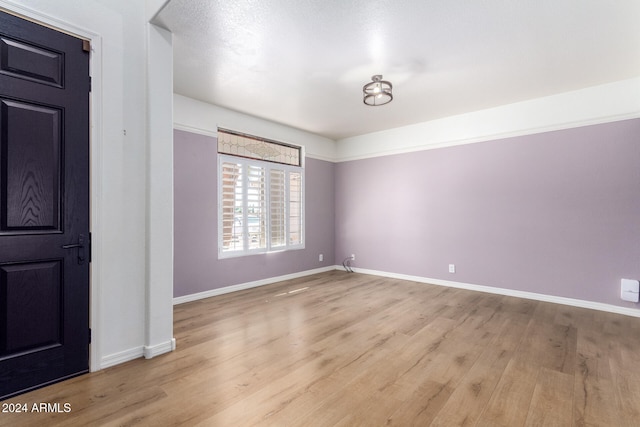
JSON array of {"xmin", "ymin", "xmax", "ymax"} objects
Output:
[{"xmin": 2, "ymin": 271, "xmax": 640, "ymax": 426}]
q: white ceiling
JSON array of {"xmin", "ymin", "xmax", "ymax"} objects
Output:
[{"xmin": 153, "ymin": 0, "xmax": 640, "ymax": 140}]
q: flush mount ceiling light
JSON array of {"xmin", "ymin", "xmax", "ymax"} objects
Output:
[{"xmin": 363, "ymin": 74, "xmax": 393, "ymax": 106}]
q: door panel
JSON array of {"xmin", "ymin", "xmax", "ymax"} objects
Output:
[
  {"xmin": 1, "ymin": 260, "xmax": 62, "ymax": 356},
  {"xmin": 1, "ymin": 98, "xmax": 62, "ymax": 231},
  {"xmin": 0, "ymin": 35, "xmax": 63, "ymax": 87},
  {"xmin": 0, "ymin": 10, "xmax": 90, "ymax": 399}
]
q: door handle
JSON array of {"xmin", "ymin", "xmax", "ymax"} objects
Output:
[{"xmin": 62, "ymin": 234, "xmax": 86, "ymax": 264}]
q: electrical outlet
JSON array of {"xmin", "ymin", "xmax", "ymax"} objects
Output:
[
  {"xmin": 351, "ymin": 254, "xmax": 355, "ymax": 261},
  {"xmin": 449, "ymin": 264, "xmax": 455, "ymax": 273},
  {"xmin": 319, "ymin": 254, "xmax": 323, "ymax": 262},
  {"xmin": 621, "ymin": 279, "xmax": 639, "ymax": 302}
]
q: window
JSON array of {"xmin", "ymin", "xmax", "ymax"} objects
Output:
[{"xmin": 218, "ymin": 130, "xmax": 304, "ymax": 258}]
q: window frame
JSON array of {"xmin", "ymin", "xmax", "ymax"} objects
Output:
[{"xmin": 217, "ymin": 153, "xmax": 305, "ymax": 259}]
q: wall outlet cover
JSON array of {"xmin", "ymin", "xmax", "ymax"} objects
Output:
[{"xmin": 621, "ymin": 278, "xmax": 639, "ymax": 302}]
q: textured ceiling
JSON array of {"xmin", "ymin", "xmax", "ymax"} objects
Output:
[{"xmin": 153, "ymin": 0, "xmax": 640, "ymax": 140}]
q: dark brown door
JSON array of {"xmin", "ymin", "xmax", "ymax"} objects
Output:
[{"xmin": 0, "ymin": 10, "xmax": 90, "ymax": 399}]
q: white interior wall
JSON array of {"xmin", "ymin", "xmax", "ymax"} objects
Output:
[{"xmin": 145, "ymin": 22, "xmax": 175, "ymax": 358}]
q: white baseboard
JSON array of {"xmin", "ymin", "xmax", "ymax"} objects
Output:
[
  {"xmin": 100, "ymin": 346, "xmax": 144, "ymax": 369},
  {"xmin": 173, "ymin": 266, "xmax": 337, "ymax": 305},
  {"xmin": 352, "ymin": 267, "xmax": 640, "ymax": 318},
  {"xmin": 174, "ymin": 264, "xmax": 640, "ymax": 316},
  {"xmin": 143, "ymin": 338, "xmax": 176, "ymax": 359},
  {"xmin": 100, "ymin": 337, "xmax": 176, "ymax": 369}
]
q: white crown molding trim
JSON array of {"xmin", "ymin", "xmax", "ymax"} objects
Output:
[
  {"xmin": 336, "ymin": 112, "xmax": 640, "ymax": 163},
  {"xmin": 174, "ymin": 123, "xmax": 218, "ymax": 138},
  {"xmin": 336, "ymin": 77, "xmax": 640, "ymax": 162},
  {"xmin": 301, "ymin": 152, "xmax": 336, "ymax": 162},
  {"xmin": 173, "ymin": 266, "xmax": 337, "ymax": 305},
  {"xmin": 100, "ymin": 347, "xmax": 144, "ymax": 370},
  {"xmin": 351, "ymin": 267, "xmax": 640, "ymax": 318}
]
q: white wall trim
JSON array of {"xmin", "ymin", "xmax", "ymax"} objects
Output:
[
  {"xmin": 100, "ymin": 338, "xmax": 175, "ymax": 369},
  {"xmin": 351, "ymin": 267, "xmax": 640, "ymax": 318},
  {"xmin": 143, "ymin": 338, "xmax": 176, "ymax": 359},
  {"xmin": 100, "ymin": 347, "xmax": 144, "ymax": 370},
  {"xmin": 173, "ymin": 266, "xmax": 336, "ymax": 305},
  {"xmin": 300, "ymin": 152, "xmax": 335, "ymax": 162},
  {"xmin": 176, "ymin": 264, "xmax": 640, "ymax": 317},
  {"xmin": 336, "ymin": 113, "xmax": 640, "ymax": 162},
  {"xmin": 336, "ymin": 77, "xmax": 640, "ymax": 162},
  {"xmin": 0, "ymin": 0, "xmax": 105, "ymax": 373},
  {"xmin": 174, "ymin": 123, "xmax": 218, "ymax": 138}
]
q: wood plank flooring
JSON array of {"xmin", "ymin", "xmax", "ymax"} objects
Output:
[{"xmin": 2, "ymin": 271, "xmax": 640, "ymax": 426}]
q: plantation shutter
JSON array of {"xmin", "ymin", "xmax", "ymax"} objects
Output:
[
  {"xmin": 289, "ymin": 172, "xmax": 302, "ymax": 246},
  {"xmin": 270, "ymin": 169, "xmax": 286, "ymax": 248}
]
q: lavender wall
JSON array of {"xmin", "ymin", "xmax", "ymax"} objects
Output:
[
  {"xmin": 335, "ymin": 118, "xmax": 640, "ymax": 308},
  {"xmin": 174, "ymin": 129, "xmax": 335, "ymax": 298}
]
